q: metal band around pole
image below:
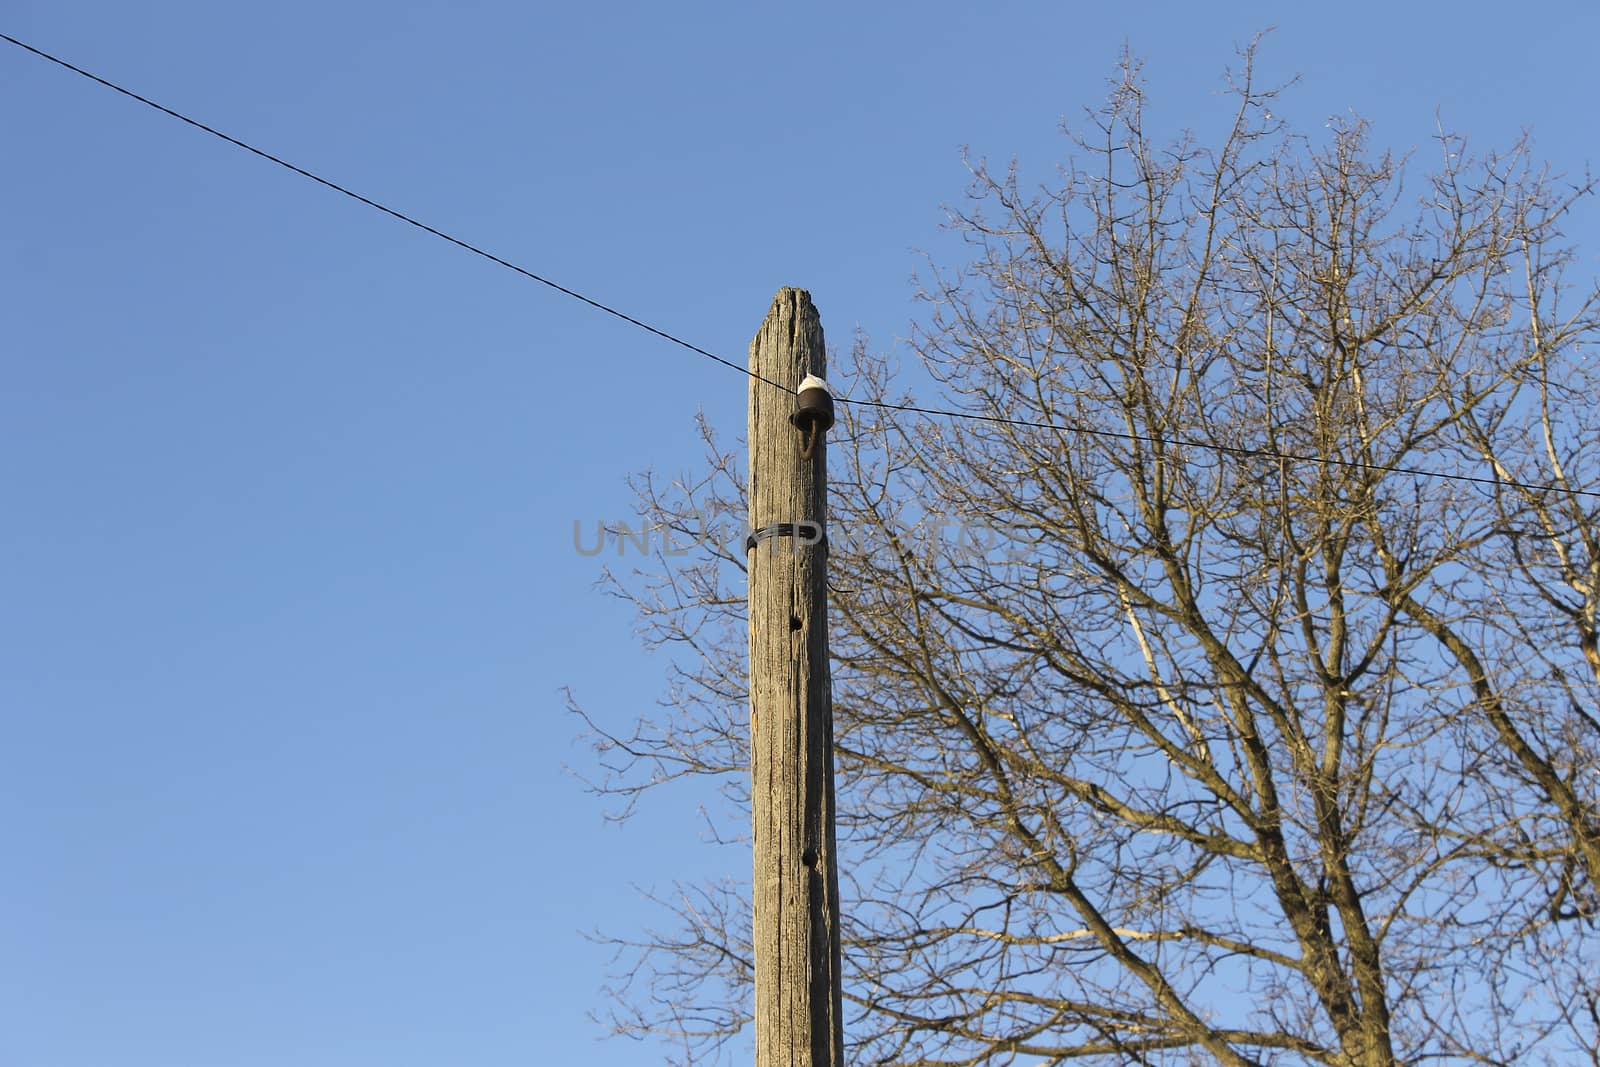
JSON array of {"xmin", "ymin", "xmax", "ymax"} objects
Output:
[{"xmin": 745, "ymin": 521, "xmax": 826, "ymax": 554}]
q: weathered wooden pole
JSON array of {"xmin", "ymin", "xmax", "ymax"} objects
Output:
[{"xmin": 747, "ymin": 288, "xmax": 844, "ymax": 1067}]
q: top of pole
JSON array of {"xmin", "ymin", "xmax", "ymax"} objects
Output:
[{"xmin": 750, "ymin": 288, "xmax": 827, "ymax": 387}]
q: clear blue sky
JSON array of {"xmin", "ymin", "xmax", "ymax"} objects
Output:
[{"xmin": 4, "ymin": 3, "xmax": 1597, "ymax": 1064}]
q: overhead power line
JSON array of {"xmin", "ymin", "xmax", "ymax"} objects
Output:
[
  {"xmin": 830, "ymin": 396, "xmax": 1600, "ymax": 501},
  {"xmin": 0, "ymin": 31, "xmax": 781, "ymax": 392},
  {"xmin": 3, "ymin": 31, "xmax": 1595, "ymax": 503}
]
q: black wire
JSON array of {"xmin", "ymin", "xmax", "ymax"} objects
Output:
[
  {"xmin": 4, "ymin": 31, "xmax": 1595, "ymax": 503},
  {"xmin": 842, "ymin": 396, "xmax": 1598, "ymax": 500},
  {"xmin": 0, "ymin": 31, "xmax": 789, "ymax": 394}
]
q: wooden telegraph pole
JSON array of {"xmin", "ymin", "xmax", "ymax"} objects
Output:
[{"xmin": 747, "ymin": 288, "xmax": 845, "ymax": 1067}]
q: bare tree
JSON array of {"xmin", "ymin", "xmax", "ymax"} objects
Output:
[{"xmin": 577, "ymin": 44, "xmax": 1600, "ymax": 1067}]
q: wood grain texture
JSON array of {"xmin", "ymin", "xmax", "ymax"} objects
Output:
[{"xmin": 747, "ymin": 289, "xmax": 844, "ymax": 1067}]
